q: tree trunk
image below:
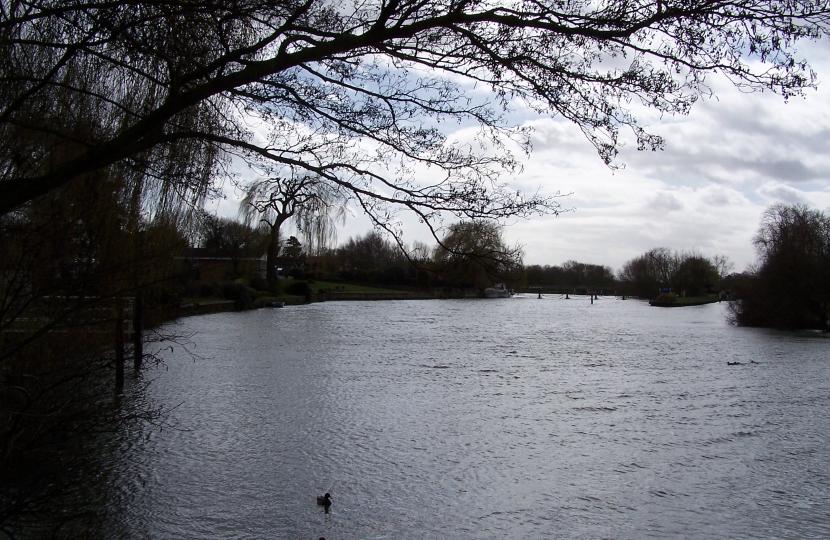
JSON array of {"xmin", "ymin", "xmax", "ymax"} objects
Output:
[
  {"xmin": 266, "ymin": 216, "xmax": 288, "ymax": 294},
  {"xmin": 133, "ymin": 294, "xmax": 143, "ymax": 371},
  {"xmin": 115, "ymin": 300, "xmax": 125, "ymax": 394}
]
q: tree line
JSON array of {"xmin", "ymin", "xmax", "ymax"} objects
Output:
[
  {"xmin": 617, "ymin": 248, "xmax": 733, "ymax": 298},
  {"xmin": 193, "ymin": 202, "xmax": 829, "ymax": 331}
]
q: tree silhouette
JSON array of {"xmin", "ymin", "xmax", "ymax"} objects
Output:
[
  {"xmin": 3, "ymin": 0, "xmax": 829, "ymax": 236},
  {"xmin": 730, "ymin": 204, "xmax": 830, "ymax": 329},
  {"xmin": 433, "ymin": 221, "xmax": 523, "ymax": 290},
  {"xmin": 240, "ymin": 175, "xmax": 345, "ymax": 292}
]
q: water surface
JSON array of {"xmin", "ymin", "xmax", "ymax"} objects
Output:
[{"xmin": 106, "ymin": 297, "xmax": 830, "ymax": 538}]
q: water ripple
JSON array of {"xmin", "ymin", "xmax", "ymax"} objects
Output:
[{"xmin": 102, "ymin": 299, "xmax": 830, "ymax": 539}]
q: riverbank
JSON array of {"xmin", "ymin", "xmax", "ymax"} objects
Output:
[
  {"xmin": 175, "ymin": 284, "xmax": 480, "ymax": 319},
  {"xmin": 649, "ymin": 295, "xmax": 721, "ymax": 307},
  {"xmin": 178, "ymin": 290, "xmax": 475, "ymax": 312}
]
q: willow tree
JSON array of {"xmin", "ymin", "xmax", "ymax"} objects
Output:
[
  {"xmin": 433, "ymin": 221, "xmax": 524, "ymax": 290},
  {"xmin": 3, "ymin": 0, "xmax": 830, "ymax": 240},
  {"xmin": 241, "ymin": 175, "xmax": 346, "ymax": 292}
]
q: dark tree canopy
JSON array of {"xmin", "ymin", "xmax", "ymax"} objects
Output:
[
  {"xmin": 3, "ymin": 0, "xmax": 830, "ymax": 234},
  {"xmin": 525, "ymin": 261, "xmax": 614, "ymax": 288},
  {"xmin": 730, "ymin": 204, "xmax": 830, "ymax": 330},
  {"xmin": 433, "ymin": 220, "xmax": 523, "ymax": 289},
  {"xmin": 338, "ymin": 230, "xmax": 406, "ymax": 272},
  {"xmin": 618, "ymin": 247, "xmax": 721, "ymax": 298},
  {"xmin": 198, "ymin": 214, "xmax": 267, "ymax": 277}
]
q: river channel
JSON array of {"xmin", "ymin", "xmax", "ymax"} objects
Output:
[{"xmin": 103, "ymin": 297, "xmax": 830, "ymax": 539}]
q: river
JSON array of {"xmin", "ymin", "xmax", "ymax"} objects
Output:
[{"xmin": 103, "ymin": 297, "xmax": 830, "ymax": 539}]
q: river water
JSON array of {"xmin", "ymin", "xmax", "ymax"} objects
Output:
[{"xmin": 103, "ymin": 297, "xmax": 830, "ymax": 539}]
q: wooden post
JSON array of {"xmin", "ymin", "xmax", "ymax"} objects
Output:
[
  {"xmin": 133, "ymin": 294, "xmax": 143, "ymax": 371},
  {"xmin": 115, "ymin": 299, "xmax": 125, "ymax": 393}
]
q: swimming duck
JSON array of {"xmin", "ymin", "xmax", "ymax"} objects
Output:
[{"xmin": 317, "ymin": 493, "xmax": 332, "ymax": 506}]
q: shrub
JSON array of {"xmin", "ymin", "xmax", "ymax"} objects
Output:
[
  {"xmin": 249, "ymin": 275, "xmax": 268, "ymax": 291},
  {"xmin": 652, "ymin": 292, "xmax": 677, "ymax": 304},
  {"xmin": 372, "ymin": 265, "xmax": 406, "ymax": 286},
  {"xmin": 221, "ymin": 281, "xmax": 258, "ymax": 310},
  {"xmin": 284, "ymin": 281, "xmax": 312, "ymax": 298},
  {"xmin": 147, "ymin": 283, "xmax": 185, "ymax": 306}
]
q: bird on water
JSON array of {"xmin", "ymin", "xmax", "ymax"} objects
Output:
[{"xmin": 317, "ymin": 493, "xmax": 332, "ymax": 506}]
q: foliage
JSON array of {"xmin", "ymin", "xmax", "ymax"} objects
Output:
[
  {"xmin": 249, "ymin": 275, "xmax": 268, "ymax": 292},
  {"xmin": 4, "ymin": 0, "xmax": 828, "ymax": 243},
  {"xmin": 282, "ymin": 236, "xmax": 304, "ymax": 260},
  {"xmin": 373, "ymin": 266, "xmax": 408, "ymax": 287},
  {"xmin": 220, "ymin": 281, "xmax": 259, "ymax": 310},
  {"xmin": 196, "ymin": 214, "xmax": 267, "ymax": 279},
  {"xmin": 200, "ymin": 215, "xmax": 265, "ymax": 254},
  {"xmin": 146, "ymin": 283, "xmax": 186, "ymax": 308},
  {"xmin": 526, "ymin": 261, "xmax": 615, "ymax": 288},
  {"xmin": 338, "ymin": 231, "xmax": 406, "ymax": 273},
  {"xmin": 618, "ymin": 248, "xmax": 720, "ymax": 298},
  {"xmin": 433, "ymin": 221, "xmax": 523, "ymax": 290},
  {"xmin": 184, "ymin": 281, "xmax": 220, "ymax": 299},
  {"xmin": 673, "ymin": 255, "xmax": 719, "ymax": 297},
  {"xmin": 652, "ymin": 292, "xmax": 678, "ymax": 304},
  {"xmin": 284, "ymin": 281, "xmax": 312, "ymax": 298},
  {"xmin": 353, "ymin": 270, "xmax": 371, "ymax": 283},
  {"xmin": 333, "ymin": 230, "xmax": 427, "ymax": 287},
  {"xmin": 0, "ymin": 177, "xmax": 182, "ymax": 534},
  {"xmin": 3, "ymin": 1, "xmax": 830, "ymax": 530},
  {"xmin": 729, "ymin": 204, "xmax": 830, "ymax": 330}
]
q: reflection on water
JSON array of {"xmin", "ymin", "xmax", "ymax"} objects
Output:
[{"xmin": 104, "ymin": 298, "xmax": 830, "ymax": 539}]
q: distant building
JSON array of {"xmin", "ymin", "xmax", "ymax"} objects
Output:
[{"xmin": 176, "ymin": 248, "xmax": 267, "ymax": 283}]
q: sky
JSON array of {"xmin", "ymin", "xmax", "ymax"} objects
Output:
[{"xmin": 210, "ymin": 40, "xmax": 830, "ymax": 275}]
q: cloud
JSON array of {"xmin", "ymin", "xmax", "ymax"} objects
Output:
[
  {"xmin": 646, "ymin": 192, "xmax": 683, "ymax": 212},
  {"xmin": 700, "ymin": 185, "xmax": 743, "ymax": 207},
  {"xmin": 214, "ymin": 39, "xmax": 830, "ymax": 277},
  {"xmin": 612, "ymin": 72, "xmax": 830, "ymax": 189},
  {"xmin": 757, "ymin": 183, "xmax": 809, "ymax": 205}
]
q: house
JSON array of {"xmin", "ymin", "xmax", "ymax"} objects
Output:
[{"xmin": 176, "ymin": 248, "xmax": 267, "ymax": 283}]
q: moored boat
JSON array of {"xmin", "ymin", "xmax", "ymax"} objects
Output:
[{"xmin": 483, "ymin": 283, "xmax": 511, "ymax": 298}]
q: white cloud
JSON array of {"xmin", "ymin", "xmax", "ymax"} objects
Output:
[
  {"xmin": 499, "ymin": 41, "xmax": 830, "ymax": 273},
  {"xmin": 215, "ymin": 38, "xmax": 830, "ymax": 275},
  {"xmin": 646, "ymin": 192, "xmax": 683, "ymax": 212}
]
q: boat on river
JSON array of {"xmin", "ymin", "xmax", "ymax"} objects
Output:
[{"xmin": 483, "ymin": 283, "xmax": 511, "ymax": 298}]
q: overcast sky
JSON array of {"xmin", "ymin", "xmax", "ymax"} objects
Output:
[{"xmin": 211, "ymin": 40, "xmax": 830, "ymax": 275}]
